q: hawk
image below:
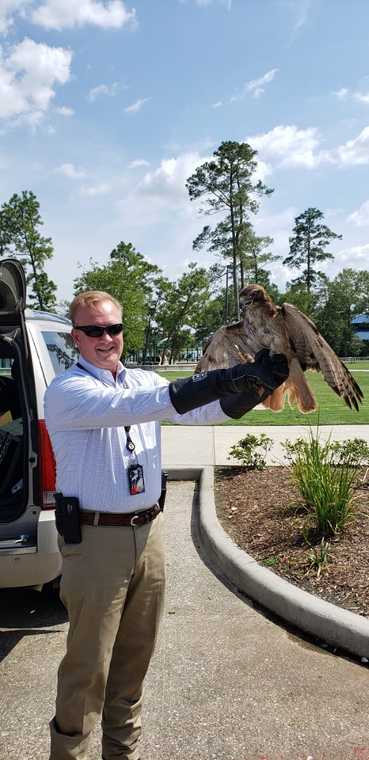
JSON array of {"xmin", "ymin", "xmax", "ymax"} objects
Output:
[{"xmin": 195, "ymin": 283, "xmax": 363, "ymax": 413}]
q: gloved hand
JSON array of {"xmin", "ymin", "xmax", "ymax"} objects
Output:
[
  {"xmin": 169, "ymin": 349, "xmax": 289, "ymax": 415},
  {"xmin": 223, "ymin": 349, "xmax": 289, "ymax": 393}
]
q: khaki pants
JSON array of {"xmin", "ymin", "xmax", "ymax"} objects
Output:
[{"xmin": 50, "ymin": 513, "xmax": 165, "ymax": 760}]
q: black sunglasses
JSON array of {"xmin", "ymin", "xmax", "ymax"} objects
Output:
[{"xmin": 73, "ymin": 323, "xmax": 123, "ymax": 338}]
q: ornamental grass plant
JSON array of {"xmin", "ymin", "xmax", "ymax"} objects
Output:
[{"xmin": 283, "ymin": 429, "xmax": 362, "ymax": 537}]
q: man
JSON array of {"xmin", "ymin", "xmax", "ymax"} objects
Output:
[{"xmin": 45, "ymin": 290, "xmax": 288, "ymax": 760}]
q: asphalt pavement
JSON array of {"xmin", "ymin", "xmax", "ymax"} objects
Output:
[{"xmin": 1, "ymin": 476, "xmax": 369, "ymax": 759}]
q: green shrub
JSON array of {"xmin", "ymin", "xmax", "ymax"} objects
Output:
[
  {"xmin": 329, "ymin": 438, "xmax": 369, "ymax": 467},
  {"xmin": 283, "ymin": 436, "xmax": 369, "ymax": 468},
  {"xmin": 283, "ymin": 428, "xmax": 360, "ymax": 536},
  {"xmin": 229, "ymin": 433, "xmax": 272, "ymax": 470}
]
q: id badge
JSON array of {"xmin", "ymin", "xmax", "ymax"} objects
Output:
[{"xmin": 128, "ymin": 464, "xmax": 145, "ymax": 495}]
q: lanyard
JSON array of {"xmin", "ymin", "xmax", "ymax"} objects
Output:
[
  {"xmin": 76, "ymin": 361, "xmax": 135, "ymax": 454},
  {"xmin": 124, "ymin": 427, "xmax": 135, "ymax": 453}
]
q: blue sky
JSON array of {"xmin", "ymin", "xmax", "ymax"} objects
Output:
[{"xmin": 1, "ymin": 0, "xmax": 369, "ymax": 301}]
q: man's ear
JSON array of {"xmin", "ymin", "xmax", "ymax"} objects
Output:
[{"xmin": 71, "ymin": 328, "xmax": 79, "ymax": 348}]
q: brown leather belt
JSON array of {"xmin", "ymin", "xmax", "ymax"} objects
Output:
[{"xmin": 80, "ymin": 503, "xmax": 161, "ymax": 527}]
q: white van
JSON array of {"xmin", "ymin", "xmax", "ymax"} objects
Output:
[{"xmin": 0, "ymin": 259, "xmax": 78, "ymax": 589}]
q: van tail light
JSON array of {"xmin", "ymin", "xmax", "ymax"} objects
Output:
[{"xmin": 38, "ymin": 420, "xmax": 56, "ymax": 509}]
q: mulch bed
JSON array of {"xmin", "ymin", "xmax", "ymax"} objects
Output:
[{"xmin": 214, "ymin": 466, "xmax": 369, "ymax": 617}]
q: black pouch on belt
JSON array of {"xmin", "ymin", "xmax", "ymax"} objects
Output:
[
  {"xmin": 158, "ymin": 471, "xmax": 168, "ymax": 511},
  {"xmin": 54, "ymin": 492, "xmax": 82, "ymax": 544}
]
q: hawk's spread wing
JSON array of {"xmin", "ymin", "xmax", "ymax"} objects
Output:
[
  {"xmin": 281, "ymin": 302, "xmax": 363, "ymax": 410},
  {"xmin": 196, "ymin": 321, "xmax": 261, "ymax": 372}
]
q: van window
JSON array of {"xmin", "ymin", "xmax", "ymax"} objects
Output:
[{"xmin": 42, "ymin": 331, "xmax": 78, "ymax": 375}]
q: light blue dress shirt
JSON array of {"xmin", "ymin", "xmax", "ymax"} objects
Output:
[{"xmin": 44, "ymin": 356, "xmax": 228, "ymax": 513}]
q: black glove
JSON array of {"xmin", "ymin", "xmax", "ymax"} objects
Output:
[
  {"xmin": 220, "ymin": 387, "xmax": 272, "ymax": 419},
  {"xmin": 169, "ymin": 349, "xmax": 289, "ymax": 415}
]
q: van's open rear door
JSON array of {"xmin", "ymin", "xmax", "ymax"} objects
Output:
[{"xmin": 0, "ymin": 259, "xmax": 37, "ymax": 527}]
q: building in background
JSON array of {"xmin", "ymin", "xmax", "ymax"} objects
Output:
[{"xmin": 352, "ymin": 314, "xmax": 369, "ymax": 346}]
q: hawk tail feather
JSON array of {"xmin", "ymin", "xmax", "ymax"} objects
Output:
[
  {"xmin": 262, "ymin": 384, "xmax": 286, "ymax": 412},
  {"xmin": 287, "ymin": 357, "xmax": 316, "ymax": 413}
]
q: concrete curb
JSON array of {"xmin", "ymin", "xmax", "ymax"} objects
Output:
[{"xmin": 167, "ymin": 466, "xmax": 369, "ymax": 659}]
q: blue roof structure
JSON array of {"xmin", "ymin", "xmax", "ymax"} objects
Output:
[
  {"xmin": 352, "ymin": 313, "xmax": 369, "ymax": 341},
  {"xmin": 352, "ymin": 314, "xmax": 369, "ymax": 326}
]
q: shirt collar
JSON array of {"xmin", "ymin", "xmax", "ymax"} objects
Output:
[{"xmin": 77, "ymin": 355, "xmax": 126, "ymax": 385}]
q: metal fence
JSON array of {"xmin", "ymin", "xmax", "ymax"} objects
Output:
[{"xmin": 341, "ymin": 357, "xmax": 369, "ymax": 363}]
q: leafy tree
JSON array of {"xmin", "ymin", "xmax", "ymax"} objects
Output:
[
  {"xmin": 0, "ymin": 190, "xmax": 56, "ymax": 310},
  {"xmin": 238, "ymin": 226, "xmax": 280, "ymax": 288},
  {"xmin": 156, "ymin": 263, "xmax": 210, "ymax": 363},
  {"xmin": 315, "ymin": 269, "xmax": 369, "ymax": 355},
  {"xmin": 186, "ymin": 141, "xmax": 273, "ymax": 319},
  {"xmin": 283, "ymin": 208, "xmax": 341, "ymax": 294},
  {"xmin": 195, "ymin": 291, "xmax": 228, "ymax": 345},
  {"xmin": 141, "ymin": 275, "xmax": 172, "ymax": 363},
  {"xmin": 74, "ymin": 242, "xmax": 161, "ymax": 356},
  {"xmin": 280, "ymin": 282, "xmax": 322, "ymax": 320}
]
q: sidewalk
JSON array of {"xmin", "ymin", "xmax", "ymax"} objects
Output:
[
  {"xmin": 162, "ymin": 423, "xmax": 369, "ymax": 468},
  {"xmin": 162, "ymin": 423, "xmax": 369, "ymax": 660},
  {"xmin": 141, "ymin": 481, "xmax": 369, "ymax": 760}
]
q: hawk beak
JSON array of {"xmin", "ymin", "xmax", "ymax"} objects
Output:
[{"xmin": 240, "ymin": 298, "xmax": 252, "ymax": 312}]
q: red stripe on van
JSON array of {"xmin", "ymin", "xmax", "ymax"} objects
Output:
[{"xmin": 38, "ymin": 420, "xmax": 56, "ymax": 509}]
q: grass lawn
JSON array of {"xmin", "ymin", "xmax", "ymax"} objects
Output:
[
  {"xmin": 345, "ymin": 360, "xmax": 369, "ymax": 370},
  {"xmin": 158, "ymin": 367, "xmax": 369, "ymax": 425}
]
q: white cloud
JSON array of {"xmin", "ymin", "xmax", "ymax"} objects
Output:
[
  {"xmin": 253, "ymin": 159, "xmax": 273, "ymax": 182},
  {"xmin": 125, "ymin": 97, "xmax": 150, "ymax": 113},
  {"xmin": 87, "ymin": 81, "xmax": 119, "ymax": 102},
  {"xmin": 128, "ymin": 159, "xmax": 150, "ymax": 168},
  {"xmin": 56, "ymin": 162, "xmax": 86, "ymax": 178},
  {"xmin": 281, "ymin": 0, "xmax": 312, "ymax": 34},
  {"xmin": 211, "ymin": 100, "xmax": 223, "ymax": 109},
  {"xmin": 55, "ymin": 105, "xmax": 74, "ymax": 116},
  {"xmin": 228, "ymin": 68, "xmax": 278, "ymax": 104},
  {"xmin": 0, "ymin": 37, "xmax": 72, "ymax": 124},
  {"xmin": 292, "ymin": 0, "xmax": 311, "ymax": 32},
  {"xmin": 0, "ymin": 0, "xmax": 30, "ymax": 34},
  {"xmin": 333, "ymin": 86, "xmax": 369, "ymax": 105},
  {"xmin": 139, "ymin": 152, "xmax": 207, "ymax": 205},
  {"xmin": 333, "ymin": 126, "xmax": 369, "ymax": 166},
  {"xmin": 248, "ymin": 125, "xmax": 322, "ymax": 169},
  {"xmin": 80, "ymin": 182, "xmax": 111, "ymax": 196},
  {"xmin": 187, "ymin": 0, "xmax": 232, "ymax": 8},
  {"xmin": 332, "ymin": 242, "xmax": 369, "ymax": 272},
  {"xmin": 334, "ymin": 87, "xmax": 349, "ymax": 100},
  {"xmin": 246, "ymin": 68, "xmax": 279, "ymax": 99},
  {"xmin": 248, "ymin": 123, "xmax": 369, "ymax": 171},
  {"xmin": 348, "ymin": 200, "xmax": 369, "ymax": 227},
  {"xmin": 353, "ymin": 91, "xmax": 369, "ymax": 105},
  {"xmin": 32, "ymin": 0, "xmax": 136, "ymax": 30}
]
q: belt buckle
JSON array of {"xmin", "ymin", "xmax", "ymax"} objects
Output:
[{"xmin": 130, "ymin": 513, "xmax": 141, "ymax": 527}]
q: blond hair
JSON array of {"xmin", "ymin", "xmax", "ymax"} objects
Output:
[{"xmin": 70, "ymin": 291, "xmax": 123, "ymax": 324}]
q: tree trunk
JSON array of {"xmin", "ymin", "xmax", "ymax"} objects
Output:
[
  {"xmin": 240, "ymin": 259, "xmax": 244, "ymax": 289},
  {"xmin": 253, "ymin": 247, "xmax": 258, "ymax": 283},
  {"xmin": 224, "ymin": 266, "xmax": 230, "ymax": 322},
  {"xmin": 306, "ymin": 228, "xmax": 311, "ymax": 295},
  {"xmin": 142, "ymin": 319, "xmax": 151, "ymax": 362}
]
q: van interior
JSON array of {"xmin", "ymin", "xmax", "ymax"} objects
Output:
[{"xmin": 0, "ymin": 335, "xmax": 27, "ymax": 522}]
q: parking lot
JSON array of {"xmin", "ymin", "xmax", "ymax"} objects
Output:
[{"xmin": 2, "ymin": 481, "xmax": 369, "ymax": 760}]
